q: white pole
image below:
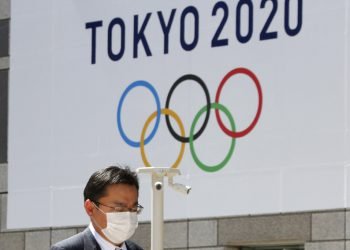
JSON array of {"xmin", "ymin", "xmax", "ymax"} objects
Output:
[
  {"xmin": 151, "ymin": 172, "xmax": 164, "ymax": 250},
  {"xmin": 136, "ymin": 167, "xmax": 189, "ymax": 250}
]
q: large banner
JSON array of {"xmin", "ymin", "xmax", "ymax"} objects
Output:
[{"xmin": 8, "ymin": 0, "xmax": 350, "ymax": 228}]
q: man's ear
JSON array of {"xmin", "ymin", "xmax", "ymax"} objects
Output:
[{"xmin": 84, "ymin": 199, "xmax": 94, "ymax": 216}]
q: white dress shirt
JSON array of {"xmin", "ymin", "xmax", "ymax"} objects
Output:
[{"xmin": 89, "ymin": 223, "xmax": 127, "ymax": 250}]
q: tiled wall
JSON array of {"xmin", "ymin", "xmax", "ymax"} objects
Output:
[{"xmin": 1, "ymin": 0, "xmax": 350, "ymax": 249}]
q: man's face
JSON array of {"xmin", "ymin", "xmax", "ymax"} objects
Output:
[{"xmin": 85, "ymin": 184, "xmax": 139, "ymax": 243}]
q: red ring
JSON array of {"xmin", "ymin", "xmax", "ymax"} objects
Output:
[{"xmin": 215, "ymin": 67, "xmax": 263, "ymax": 138}]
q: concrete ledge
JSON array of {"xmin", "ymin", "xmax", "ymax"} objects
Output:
[
  {"xmin": 188, "ymin": 248, "xmax": 239, "ymax": 250},
  {"xmin": 218, "ymin": 213, "xmax": 311, "ymax": 246},
  {"xmin": 0, "ymin": 163, "xmax": 7, "ymax": 193},
  {"xmin": 131, "ymin": 222, "xmax": 151, "ymax": 249},
  {"xmin": 77, "ymin": 226, "xmax": 87, "ymax": 233},
  {"xmin": 0, "ymin": 57, "xmax": 9, "ymax": 70},
  {"xmin": 0, "ymin": 0, "xmax": 10, "ymax": 20},
  {"xmin": 0, "ymin": 232, "xmax": 25, "ymax": 250},
  {"xmin": 51, "ymin": 228, "xmax": 77, "ymax": 245},
  {"xmin": 167, "ymin": 248, "xmax": 238, "ymax": 250},
  {"xmin": 25, "ymin": 230, "xmax": 50, "ymax": 250},
  {"xmin": 346, "ymin": 212, "xmax": 350, "ymax": 239},
  {"xmin": 132, "ymin": 221, "xmax": 188, "ymax": 249},
  {"xmin": 164, "ymin": 221, "xmax": 188, "ymax": 249},
  {"xmin": 312, "ymin": 211, "xmax": 345, "ymax": 240},
  {"xmin": 0, "ymin": 193, "xmax": 7, "ymax": 232},
  {"xmin": 189, "ymin": 220, "xmax": 217, "ymax": 247},
  {"xmin": 305, "ymin": 241, "xmax": 345, "ymax": 250}
]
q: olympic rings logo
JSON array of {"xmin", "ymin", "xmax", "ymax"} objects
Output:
[{"xmin": 116, "ymin": 67, "xmax": 263, "ymax": 172}]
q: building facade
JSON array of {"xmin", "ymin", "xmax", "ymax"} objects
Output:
[{"xmin": 1, "ymin": 0, "xmax": 350, "ymax": 249}]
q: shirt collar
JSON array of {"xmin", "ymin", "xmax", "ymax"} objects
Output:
[{"xmin": 89, "ymin": 223, "xmax": 127, "ymax": 250}]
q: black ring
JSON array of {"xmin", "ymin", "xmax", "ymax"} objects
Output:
[{"xmin": 165, "ymin": 74, "xmax": 211, "ymax": 143}]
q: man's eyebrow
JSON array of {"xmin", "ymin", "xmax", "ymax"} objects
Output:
[
  {"xmin": 110, "ymin": 201, "xmax": 126, "ymax": 206},
  {"xmin": 110, "ymin": 201, "xmax": 139, "ymax": 207}
]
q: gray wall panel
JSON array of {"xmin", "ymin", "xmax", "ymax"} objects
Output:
[
  {"xmin": 0, "ymin": 20, "xmax": 9, "ymax": 57},
  {"xmin": 0, "ymin": 70, "xmax": 7, "ymax": 163}
]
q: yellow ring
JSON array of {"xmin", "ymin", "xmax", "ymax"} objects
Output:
[{"xmin": 140, "ymin": 108, "xmax": 185, "ymax": 169}]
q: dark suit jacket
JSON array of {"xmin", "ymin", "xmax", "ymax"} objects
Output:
[{"xmin": 51, "ymin": 228, "xmax": 143, "ymax": 250}]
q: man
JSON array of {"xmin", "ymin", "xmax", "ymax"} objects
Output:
[{"xmin": 51, "ymin": 166, "xmax": 144, "ymax": 250}]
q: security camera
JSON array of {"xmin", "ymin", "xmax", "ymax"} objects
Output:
[
  {"xmin": 170, "ymin": 183, "xmax": 191, "ymax": 195},
  {"xmin": 155, "ymin": 181, "xmax": 162, "ymax": 190},
  {"xmin": 168, "ymin": 175, "xmax": 191, "ymax": 195}
]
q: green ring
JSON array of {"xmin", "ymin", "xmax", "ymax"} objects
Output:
[{"xmin": 189, "ymin": 103, "xmax": 236, "ymax": 172}]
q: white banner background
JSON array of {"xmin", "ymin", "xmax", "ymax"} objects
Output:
[{"xmin": 8, "ymin": 0, "xmax": 350, "ymax": 228}]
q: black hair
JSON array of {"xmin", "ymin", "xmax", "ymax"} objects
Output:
[{"xmin": 83, "ymin": 165, "xmax": 139, "ymax": 202}]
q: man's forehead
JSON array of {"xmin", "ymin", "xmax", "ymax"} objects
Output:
[{"xmin": 102, "ymin": 184, "xmax": 138, "ymax": 199}]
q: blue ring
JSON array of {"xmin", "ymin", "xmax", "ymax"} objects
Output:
[{"xmin": 117, "ymin": 80, "xmax": 161, "ymax": 147}]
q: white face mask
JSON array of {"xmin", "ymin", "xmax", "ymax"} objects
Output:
[{"xmin": 94, "ymin": 205, "xmax": 138, "ymax": 244}]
